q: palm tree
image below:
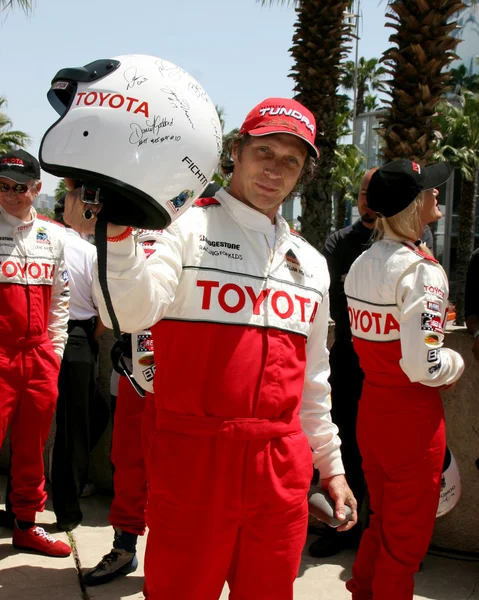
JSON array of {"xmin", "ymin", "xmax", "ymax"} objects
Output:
[
  {"xmin": 0, "ymin": 97, "xmax": 30, "ymax": 153},
  {"xmin": 54, "ymin": 179, "xmax": 68, "ymax": 201},
  {"xmin": 377, "ymin": 1, "xmax": 479, "ymax": 331},
  {"xmin": 449, "ymin": 63, "xmax": 479, "ymax": 94},
  {"xmin": 259, "ymin": 0, "xmax": 354, "ymax": 250},
  {"xmin": 377, "ymin": 0, "xmax": 468, "ymax": 164},
  {"xmin": 338, "ymin": 93, "xmax": 353, "ymax": 114},
  {"xmin": 364, "ymin": 94, "xmax": 380, "ymax": 112},
  {"xmin": 0, "ymin": 0, "xmax": 32, "ymax": 13},
  {"xmin": 433, "ymin": 93, "xmax": 479, "ymax": 324},
  {"xmin": 341, "ymin": 57, "xmax": 388, "ymax": 116},
  {"xmin": 331, "ymin": 144, "xmax": 365, "ymax": 230}
]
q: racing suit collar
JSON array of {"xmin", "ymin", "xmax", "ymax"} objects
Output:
[
  {"xmin": 381, "ymin": 236, "xmax": 439, "ymax": 264},
  {"xmin": 382, "ymin": 236, "xmax": 416, "ymax": 251},
  {"xmin": 216, "ymin": 187, "xmax": 291, "ymax": 244},
  {"xmin": 0, "ymin": 204, "xmax": 36, "ymax": 233},
  {"xmin": 217, "ymin": 187, "xmax": 278, "ymax": 231}
]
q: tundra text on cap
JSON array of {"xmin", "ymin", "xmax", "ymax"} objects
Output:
[{"xmin": 239, "ymin": 98, "xmax": 319, "ymax": 158}]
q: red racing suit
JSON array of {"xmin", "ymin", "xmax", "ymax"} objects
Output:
[
  {"xmin": 344, "ymin": 238, "xmax": 464, "ymax": 600},
  {"xmin": 0, "ymin": 207, "xmax": 69, "ymax": 522},
  {"xmin": 109, "ymin": 236, "xmax": 157, "ymax": 536},
  {"xmin": 109, "ymin": 373, "xmax": 156, "ymax": 535},
  {"xmin": 93, "ymin": 189, "xmax": 344, "ymax": 599},
  {"xmin": 110, "ymin": 238, "xmax": 157, "ymax": 535}
]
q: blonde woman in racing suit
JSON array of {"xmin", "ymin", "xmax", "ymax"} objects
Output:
[{"xmin": 344, "ymin": 159, "xmax": 464, "ymax": 600}]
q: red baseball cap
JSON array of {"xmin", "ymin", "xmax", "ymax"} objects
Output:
[{"xmin": 239, "ymin": 98, "xmax": 319, "ymax": 158}]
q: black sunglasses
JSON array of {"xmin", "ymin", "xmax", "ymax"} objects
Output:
[{"xmin": 0, "ymin": 182, "xmax": 33, "ymax": 194}]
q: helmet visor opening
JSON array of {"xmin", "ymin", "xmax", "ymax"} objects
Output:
[
  {"xmin": 48, "ymin": 81, "xmax": 77, "ymax": 116},
  {"xmin": 47, "ymin": 59, "xmax": 121, "ymax": 116}
]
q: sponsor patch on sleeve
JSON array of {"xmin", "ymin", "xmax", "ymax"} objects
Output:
[
  {"xmin": 426, "ymin": 300, "xmax": 441, "ymax": 313},
  {"xmin": 142, "ymin": 364, "xmax": 156, "ymax": 382},
  {"xmin": 421, "ymin": 312, "xmax": 443, "ymax": 333},
  {"xmin": 136, "ymin": 334, "xmax": 154, "ymax": 353},
  {"xmin": 424, "ymin": 333, "xmax": 441, "ymax": 347}
]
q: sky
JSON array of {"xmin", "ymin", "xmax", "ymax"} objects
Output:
[{"xmin": 0, "ymin": 0, "xmax": 475, "ymax": 195}]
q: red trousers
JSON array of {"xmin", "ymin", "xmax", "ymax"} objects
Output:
[
  {"xmin": 0, "ymin": 339, "xmax": 59, "ymax": 522},
  {"xmin": 109, "ymin": 375, "xmax": 156, "ymax": 535},
  {"xmin": 346, "ymin": 380, "xmax": 445, "ymax": 600},
  {"xmin": 143, "ymin": 413, "xmax": 312, "ymax": 600}
]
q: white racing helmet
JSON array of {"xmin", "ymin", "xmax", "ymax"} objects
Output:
[
  {"xmin": 40, "ymin": 54, "xmax": 222, "ymax": 229},
  {"xmin": 436, "ymin": 446, "xmax": 462, "ymax": 518}
]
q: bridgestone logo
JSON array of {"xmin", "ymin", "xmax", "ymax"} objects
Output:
[{"xmin": 199, "ymin": 235, "xmax": 240, "ymax": 251}]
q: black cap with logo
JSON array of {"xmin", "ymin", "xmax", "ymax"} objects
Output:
[
  {"xmin": 367, "ymin": 159, "xmax": 453, "ymax": 218},
  {"xmin": 0, "ymin": 149, "xmax": 41, "ymax": 183}
]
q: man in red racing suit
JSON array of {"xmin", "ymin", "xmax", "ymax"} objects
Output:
[
  {"xmin": 0, "ymin": 150, "xmax": 71, "ymax": 557},
  {"xmin": 65, "ymin": 98, "xmax": 357, "ymax": 599}
]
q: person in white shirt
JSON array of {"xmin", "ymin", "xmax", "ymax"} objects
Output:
[{"xmin": 50, "ymin": 198, "xmax": 109, "ymax": 532}]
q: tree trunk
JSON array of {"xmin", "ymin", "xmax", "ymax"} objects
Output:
[
  {"xmin": 454, "ymin": 175, "xmax": 477, "ymax": 325},
  {"xmin": 377, "ymin": 0, "xmax": 465, "ymax": 164},
  {"xmin": 299, "ymin": 143, "xmax": 334, "ymax": 250},
  {"xmin": 288, "ymin": 0, "xmax": 352, "ymax": 251},
  {"xmin": 356, "ymin": 80, "xmax": 366, "ymax": 116}
]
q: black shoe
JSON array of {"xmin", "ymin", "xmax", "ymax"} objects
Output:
[
  {"xmin": 82, "ymin": 528, "xmax": 139, "ymax": 587},
  {"xmin": 0, "ymin": 509, "xmax": 15, "ymax": 529},
  {"xmin": 83, "ymin": 549, "xmax": 138, "ymax": 586},
  {"xmin": 308, "ymin": 527, "xmax": 360, "ymax": 558}
]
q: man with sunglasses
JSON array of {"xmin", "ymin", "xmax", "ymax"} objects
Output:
[{"xmin": 0, "ymin": 149, "xmax": 71, "ymax": 557}]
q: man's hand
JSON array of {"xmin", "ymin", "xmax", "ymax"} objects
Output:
[
  {"xmin": 321, "ymin": 474, "xmax": 358, "ymax": 532},
  {"xmin": 93, "ymin": 316, "xmax": 107, "ymax": 342},
  {"xmin": 63, "ymin": 178, "xmax": 127, "ymax": 238}
]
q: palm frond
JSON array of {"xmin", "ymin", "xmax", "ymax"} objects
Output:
[
  {"xmin": 433, "ymin": 93, "xmax": 479, "ymax": 180},
  {"xmin": 0, "ymin": 0, "xmax": 33, "ymax": 14},
  {"xmin": 257, "ymin": 0, "xmax": 299, "ymax": 6},
  {"xmin": 54, "ymin": 179, "xmax": 68, "ymax": 201},
  {"xmin": 0, "ymin": 95, "xmax": 31, "ymax": 152}
]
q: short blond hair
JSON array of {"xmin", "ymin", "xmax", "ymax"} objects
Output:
[{"xmin": 375, "ymin": 191, "xmax": 432, "ymax": 256}]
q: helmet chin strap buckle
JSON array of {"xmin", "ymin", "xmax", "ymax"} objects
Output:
[{"xmin": 80, "ymin": 184, "xmax": 101, "ymax": 205}]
